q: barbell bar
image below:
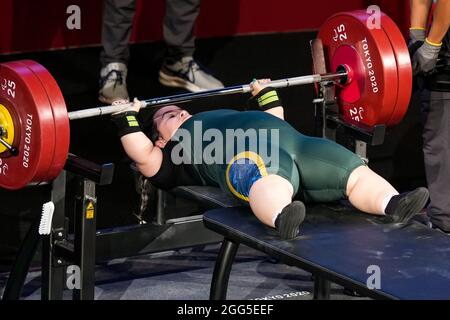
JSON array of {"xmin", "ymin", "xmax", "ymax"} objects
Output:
[{"xmin": 67, "ymin": 70, "xmax": 349, "ymax": 120}]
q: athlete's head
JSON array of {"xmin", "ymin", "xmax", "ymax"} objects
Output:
[{"xmin": 151, "ymin": 105, "xmax": 191, "ymax": 148}]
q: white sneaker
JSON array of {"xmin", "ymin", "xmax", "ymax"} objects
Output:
[
  {"xmin": 99, "ymin": 62, "xmax": 129, "ymax": 104},
  {"xmin": 159, "ymin": 56, "xmax": 224, "ymax": 92}
]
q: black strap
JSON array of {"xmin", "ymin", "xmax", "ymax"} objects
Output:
[
  {"xmin": 247, "ymin": 87, "xmax": 282, "ymax": 111},
  {"xmin": 111, "ymin": 111, "xmax": 142, "ymax": 137}
]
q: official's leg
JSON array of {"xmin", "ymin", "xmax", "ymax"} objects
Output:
[
  {"xmin": 100, "ymin": 0, "xmax": 136, "ymax": 67},
  {"xmin": 421, "ymin": 89, "xmax": 450, "ymax": 232},
  {"xmin": 160, "ymin": 0, "xmax": 224, "ymax": 91},
  {"xmin": 99, "ymin": 0, "xmax": 135, "ymax": 103},
  {"xmin": 163, "ymin": 0, "xmax": 200, "ymax": 64}
]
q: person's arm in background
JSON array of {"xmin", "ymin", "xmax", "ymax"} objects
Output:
[
  {"xmin": 410, "ymin": 0, "xmax": 433, "ymax": 30},
  {"xmin": 409, "ymin": 0, "xmax": 432, "ymax": 44},
  {"xmin": 427, "ymin": 0, "xmax": 450, "ymax": 44},
  {"xmin": 411, "ymin": 0, "xmax": 450, "ymax": 75}
]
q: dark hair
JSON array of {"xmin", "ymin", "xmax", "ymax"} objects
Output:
[
  {"xmin": 148, "ymin": 107, "xmax": 162, "ymax": 142},
  {"xmin": 139, "ymin": 106, "xmax": 161, "ymax": 143},
  {"xmin": 150, "ymin": 117, "xmax": 159, "ymax": 142}
]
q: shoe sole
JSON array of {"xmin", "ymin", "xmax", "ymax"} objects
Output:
[
  {"xmin": 158, "ymin": 70, "xmax": 204, "ymax": 93},
  {"xmin": 278, "ymin": 201, "xmax": 306, "ymax": 240},
  {"xmin": 432, "ymin": 225, "xmax": 450, "ymax": 235},
  {"xmin": 394, "ymin": 187, "xmax": 429, "ymax": 223}
]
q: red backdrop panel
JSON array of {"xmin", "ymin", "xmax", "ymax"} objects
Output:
[{"xmin": 0, "ymin": 0, "xmax": 410, "ymax": 55}]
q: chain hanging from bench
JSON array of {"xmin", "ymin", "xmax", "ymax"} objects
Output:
[{"xmin": 0, "ymin": 10, "xmax": 411, "ymax": 190}]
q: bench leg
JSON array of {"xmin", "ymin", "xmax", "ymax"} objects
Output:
[
  {"xmin": 313, "ymin": 275, "xmax": 331, "ymax": 300},
  {"xmin": 209, "ymin": 238, "xmax": 239, "ymax": 300}
]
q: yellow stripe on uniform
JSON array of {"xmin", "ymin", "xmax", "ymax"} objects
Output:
[{"xmin": 225, "ymin": 151, "xmax": 268, "ymax": 202}]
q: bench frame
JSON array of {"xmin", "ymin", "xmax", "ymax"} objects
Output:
[{"xmin": 205, "ymin": 234, "xmax": 394, "ymax": 300}]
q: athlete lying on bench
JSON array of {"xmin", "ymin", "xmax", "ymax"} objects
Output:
[{"xmin": 111, "ymin": 79, "xmax": 429, "ymax": 240}]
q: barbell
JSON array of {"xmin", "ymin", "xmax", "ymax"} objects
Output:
[{"xmin": 0, "ymin": 10, "xmax": 411, "ymax": 190}]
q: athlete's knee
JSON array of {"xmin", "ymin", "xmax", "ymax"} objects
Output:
[
  {"xmin": 249, "ymin": 174, "xmax": 294, "ymax": 198},
  {"xmin": 345, "ymin": 165, "xmax": 367, "ymax": 196}
]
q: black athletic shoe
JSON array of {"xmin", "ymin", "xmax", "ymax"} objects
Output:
[
  {"xmin": 385, "ymin": 187, "xmax": 429, "ymax": 223},
  {"xmin": 274, "ymin": 201, "xmax": 306, "ymax": 240},
  {"xmin": 410, "ymin": 211, "xmax": 433, "ymax": 228}
]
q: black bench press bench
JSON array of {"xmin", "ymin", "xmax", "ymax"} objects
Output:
[{"xmin": 203, "ymin": 204, "xmax": 450, "ymax": 300}]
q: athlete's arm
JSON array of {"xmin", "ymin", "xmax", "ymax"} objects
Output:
[
  {"xmin": 249, "ymin": 79, "xmax": 285, "ymax": 120},
  {"xmin": 111, "ymin": 99, "xmax": 164, "ymax": 178},
  {"xmin": 120, "ymin": 132, "xmax": 163, "ymax": 178}
]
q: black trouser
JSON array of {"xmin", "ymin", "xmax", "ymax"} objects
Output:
[
  {"xmin": 420, "ymin": 89, "xmax": 450, "ymax": 232},
  {"xmin": 100, "ymin": 0, "xmax": 200, "ymax": 67}
]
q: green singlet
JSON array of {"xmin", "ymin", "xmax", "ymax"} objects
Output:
[{"xmin": 149, "ymin": 109, "xmax": 365, "ymax": 203}]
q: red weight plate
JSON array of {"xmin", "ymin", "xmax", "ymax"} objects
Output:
[
  {"xmin": 380, "ymin": 14, "xmax": 412, "ymax": 126},
  {"xmin": 332, "ymin": 45, "xmax": 365, "ymax": 104},
  {"xmin": 0, "ymin": 61, "xmax": 56, "ymax": 189},
  {"xmin": 19, "ymin": 60, "xmax": 70, "ymax": 182},
  {"xmin": 318, "ymin": 10, "xmax": 398, "ymax": 127}
]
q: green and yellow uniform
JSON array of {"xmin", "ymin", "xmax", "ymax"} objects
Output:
[{"xmin": 149, "ymin": 109, "xmax": 365, "ymax": 203}]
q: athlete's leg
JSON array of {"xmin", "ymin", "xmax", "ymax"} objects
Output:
[
  {"xmin": 346, "ymin": 166, "xmax": 398, "ymax": 215},
  {"xmin": 346, "ymin": 165, "xmax": 429, "ymax": 222},
  {"xmin": 248, "ymin": 175, "xmax": 305, "ymax": 239}
]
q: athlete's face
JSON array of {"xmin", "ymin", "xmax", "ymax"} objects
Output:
[{"xmin": 153, "ymin": 105, "xmax": 191, "ymax": 146}]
